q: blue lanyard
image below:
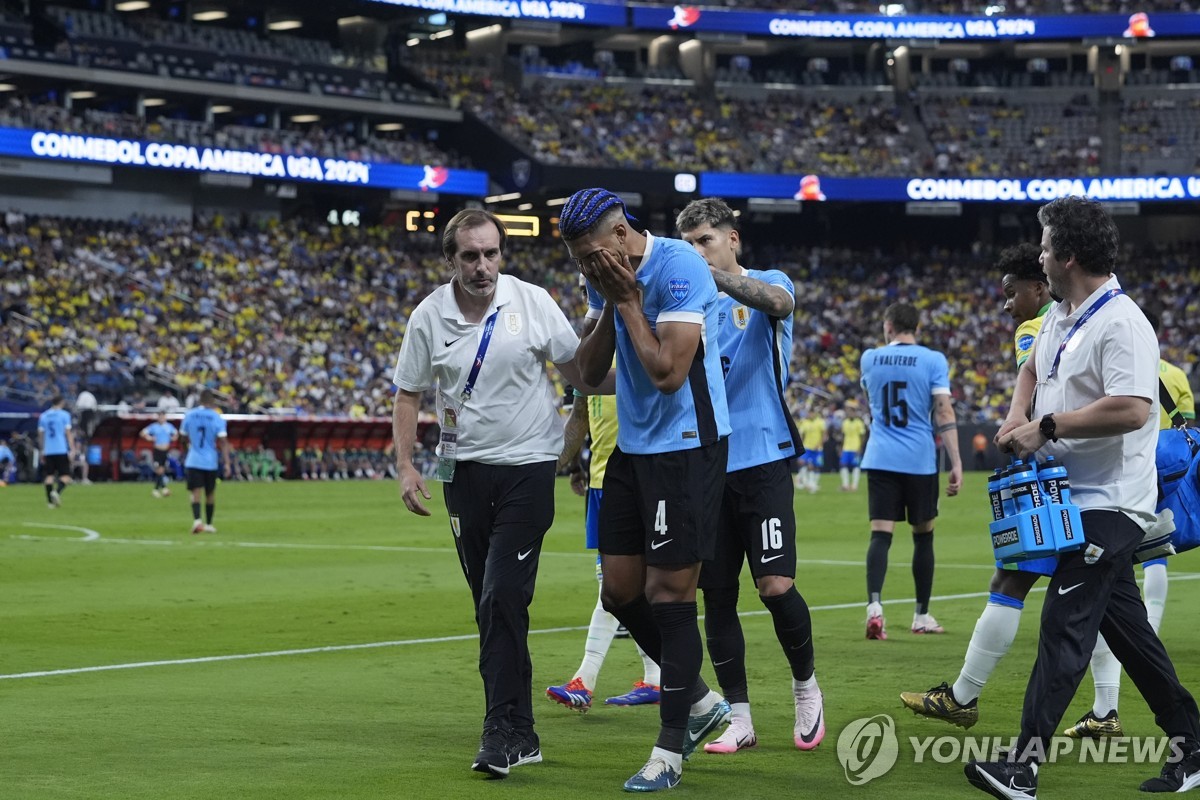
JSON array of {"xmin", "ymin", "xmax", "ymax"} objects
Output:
[
  {"xmin": 1047, "ymin": 288, "xmax": 1123, "ymax": 379},
  {"xmin": 460, "ymin": 311, "xmax": 499, "ymax": 404}
]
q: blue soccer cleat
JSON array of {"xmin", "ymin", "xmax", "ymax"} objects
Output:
[
  {"xmin": 606, "ymin": 681, "xmax": 660, "ymax": 706},
  {"xmin": 682, "ymin": 698, "xmax": 732, "ymax": 760},
  {"xmin": 546, "ymin": 677, "xmax": 592, "ymax": 713},
  {"xmin": 623, "ymin": 755, "xmax": 681, "ymax": 793}
]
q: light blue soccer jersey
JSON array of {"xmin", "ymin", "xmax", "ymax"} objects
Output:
[
  {"xmin": 718, "ymin": 268, "xmax": 797, "ymax": 472},
  {"xmin": 144, "ymin": 422, "xmax": 176, "ymax": 448},
  {"xmin": 38, "ymin": 408, "xmax": 72, "ymax": 455},
  {"xmin": 859, "ymin": 343, "xmax": 950, "ymax": 475},
  {"xmin": 586, "ymin": 233, "xmax": 731, "ymax": 454},
  {"xmin": 181, "ymin": 407, "xmax": 227, "ymax": 470}
]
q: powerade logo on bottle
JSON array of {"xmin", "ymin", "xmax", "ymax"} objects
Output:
[
  {"xmin": 1030, "ymin": 513, "xmax": 1044, "ymax": 546},
  {"xmin": 1059, "ymin": 509, "xmax": 1075, "ymax": 541},
  {"xmin": 992, "ymin": 528, "xmax": 1019, "ymax": 548}
]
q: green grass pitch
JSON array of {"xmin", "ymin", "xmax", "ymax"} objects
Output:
[{"xmin": 3, "ymin": 475, "xmax": 1199, "ymax": 799}]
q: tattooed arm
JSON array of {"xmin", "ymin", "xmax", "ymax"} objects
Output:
[{"xmin": 710, "ymin": 269, "xmax": 794, "ymax": 318}]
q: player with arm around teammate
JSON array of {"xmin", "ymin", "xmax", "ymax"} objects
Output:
[{"xmin": 676, "ymin": 198, "xmax": 824, "ymax": 755}]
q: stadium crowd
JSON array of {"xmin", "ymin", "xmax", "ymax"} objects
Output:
[
  {"xmin": 407, "ymin": 53, "xmax": 1134, "ymax": 177},
  {"xmin": 3, "ymin": 215, "xmax": 1197, "ymax": 430}
]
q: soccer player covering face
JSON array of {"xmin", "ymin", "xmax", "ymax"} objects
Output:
[
  {"xmin": 561, "ymin": 188, "xmax": 732, "ymax": 793},
  {"xmin": 859, "ymin": 303, "xmax": 963, "ymax": 640},
  {"xmin": 676, "ymin": 198, "xmax": 824, "ymax": 756}
]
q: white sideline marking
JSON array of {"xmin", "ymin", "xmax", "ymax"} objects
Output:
[
  {"xmin": 0, "ymin": 591, "xmax": 1002, "ymax": 681},
  {"xmin": 8, "ymin": 576, "xmax": 1200, "ymax": 682},
  {"xmin": 7, "ymin": 522, "xmax": 1198, "ymax": 681}
]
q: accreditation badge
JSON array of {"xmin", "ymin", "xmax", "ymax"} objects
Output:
[{"xmin": 435, "ymin": 405, "xmax": 459, "ymax": 483}]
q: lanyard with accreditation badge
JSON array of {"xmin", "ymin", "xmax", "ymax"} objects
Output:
[
  {"xmin": 436, "ymin": 310, "xmax": 499, "ymax": 483},
  {"xmin": 1033, "ymin": 288, "xmax": 1123, "ymax": 417},
  {"xmin": 1046, "ymin": 288, "xmax": 1123, "ymax": 380}
]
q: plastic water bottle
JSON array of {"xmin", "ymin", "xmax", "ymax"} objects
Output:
[
  {"xmin": 1009, "ymin": 459, "xmax": 1044, "ymax": 512},
  {"xmin": 998, "ymin": 465, "xmax": 1017, "ymax": 518},
  {"xmin": 1039, "ymin": 457, "xmax": 1070, "ymax": 505},
  {"xmin": 987, "ymin": 468, "xmax": 1006, "ymax": 521}
]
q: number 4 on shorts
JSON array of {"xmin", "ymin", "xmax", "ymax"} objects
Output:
[{"xmin": 654, "ymin": 500, "xmax": 668, "ymax": 535}]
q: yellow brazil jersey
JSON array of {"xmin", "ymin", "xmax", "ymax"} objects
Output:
[
  {"xmin": 842, "ymin": 417, "xmax": 866, "ymax": 454},
  {"xmin": 1013, "ymin": 305, "xmax": 1051, "ymax": 369},
  {"xmin": 1159, "ymin": 359, "xmax": 1196, "ymax": 430},
  {"xmin": 587, "ymin": 394, "xmax": 618, "ymax": 490},
  {"xmin": 799, "ymin": 416, "xmax": 827, "ymax": 451}
]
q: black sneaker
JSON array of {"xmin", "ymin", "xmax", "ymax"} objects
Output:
[
  {"xmin": 472, "ymin": 727, "xmax": 510, "ymax": 778},
  {"xmin": 507, "ymin": 728, "xmax": 542, "ymax": 769},
  {"xmin": 1141, "ymin": 748, "xmax": 1200, "ymax": 792},
  {"xmin": 614, "ymin": 624, "xmax": 630, "ymax": 639},
  {"xmin": 965, "ymin": 759, "xmax": 1038, "ymax": 799}
]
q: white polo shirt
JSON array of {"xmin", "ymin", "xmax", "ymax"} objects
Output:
[
  {"xmin": 393, "ymin": 274, "xmax": 580, "ymax": 466},
  {"xmin": 1031, "ymin": 275, "xmax": 1159, "ymax": 522}
]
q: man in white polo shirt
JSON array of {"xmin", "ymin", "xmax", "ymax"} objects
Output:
[
  {"xmin": 393, "ymin": 209, "xmax": 600, "ymax": 781},
  {"xmin": 965, "ymin": 196, "xmax": 1200, "ymax": 799}
]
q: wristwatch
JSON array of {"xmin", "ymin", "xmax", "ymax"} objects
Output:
[{"xmin": 1039, "ymin": 414, "xmax": 1058, "ymax": 442}]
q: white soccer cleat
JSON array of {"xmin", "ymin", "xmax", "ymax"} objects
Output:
[
  {"xmin": 703, "ymin": 717, "xmax": 757, "ymax": 754},
  {"xmin": 202, "ymin": 524, "xmax": 217, "ymax": 534},
  {"xmin": 152, "ymin": 489, "xmax": 162, "ymax": 499},
  {"xmin": 161, "ymin": 487, "xmax": 171, "ymax": 497},
  {"xmin": 794, "ymin": 682, "xmax": 825, "ymax": 750},
  {"xmin": 912, "ymin": 613, "xmax": 945, "ymax": 635},
  {"xmin": 191, "ymin": 520, "xmax": 205, "ymax": 535},
  {"xmin": 49, "ymin": 490, "xmax": 61, "ymax": 507}
]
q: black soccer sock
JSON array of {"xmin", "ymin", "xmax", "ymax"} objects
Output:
[
  {"xmin": 45, "ymin": 483, "xmax": 53, "ymax": 501},
  {"xmin": 606, "ymin": 594, "xmax": 662, "ymax": 667},
  {"xmin": 206, "ymin": 503, "xmax": 215, "ymax": 525},
  {"xmin": 55, "ymin": 480, "xmax": 66, "ymax": 494},
  {"xmin": 867, "ymin": 530, "xmax": 893, "ymax": 603},
  {"xmin": 762, "ymin": 585, "xmax": 815, "ymax": 682},
  {"xmin": 651, "ymin": 601, "xmax": 703, "ymax": 754},
  {"xmin": 703, "ymin": 587, "xmax": 748, "ymax": 705},
  {"xmin": 191, "ymin": 502, "xmax": 201, "ymax": 521},
  {"xmin": 913, "ymin": 531, "xmax": 935, "ymax": 615},
  {"xmin": 156, "ymin": 474, "xmax": 165, "ymax": 490}
]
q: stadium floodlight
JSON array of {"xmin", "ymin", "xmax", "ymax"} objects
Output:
[
  {"xmin": 193, "ymin": 8, "xmax": 229, "ymax": 22},
  {"xmin": 268, "ymin": 19, "xmax": 303, "ymax": 31},
  {"xmin": 545, "ymin": 197, "xmax": 569, "ymax": 207},
  {"xmin": 211, "ymin": 104, "xmax": 233, "ymax": 113},
  {"xmin": 484, "ymin": 192, "xmax": 521, "ymax": 204},
  {"xmin": 115, "ymin": 0, "xmax": 151, "ymax": 10},
  {"xmin": 290, "ymin": 114, "xmax": 320, "ymax": 123},
  {"xmin": 0, "ymin": 83, "xmax": 16, "ymax": 92},
  {"xmin": 430, "ymin": 29, "xmax": 454, "ymax": 40},
  {"xmin": 68, "ymin": 90, "xmax": 97, "ymax": 99},
  {"xmin": 517, "ymin": 203, "xmax": 533, "ymax": 211},
  {"xmin": 406, "ymin": 38, "xmax": 420, "ymax": 47},
  {"xmin": 375, "ymin": 122, "xmax": 404, "ymax": 131},
  {"xmin": 142, "ymin": 97, "xmax": 167, "ymax": 107}
]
